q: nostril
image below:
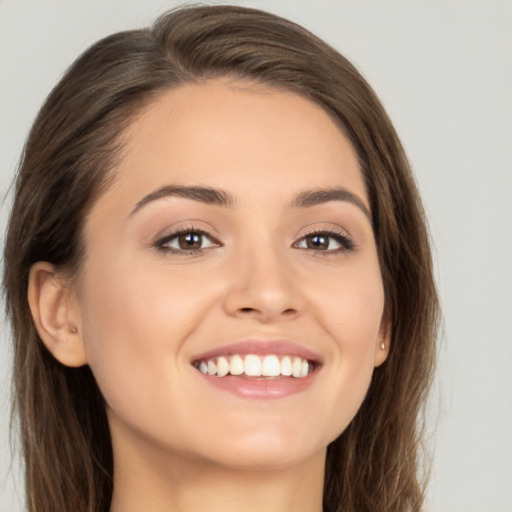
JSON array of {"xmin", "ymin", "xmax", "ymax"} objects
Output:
[{"xmin": 238, "ymin": 307, "xmax": 296, "ymax": 316}]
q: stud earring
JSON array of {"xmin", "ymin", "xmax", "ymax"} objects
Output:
[{"xmin": 380, "ymin": 341, "xmax": 386, "ymax": 350}]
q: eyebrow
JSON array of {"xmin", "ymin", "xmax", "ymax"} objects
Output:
[
  {"xmin": 288, "ymin": 187, "xmax": 371, "ymax": 220},
  {"xmin": 130, "ymin": 185, "xmax": 236, "ymax": 216},
  {"xmin": 130, "ymin": 184, "xmax": 370, "ymax": 220}
]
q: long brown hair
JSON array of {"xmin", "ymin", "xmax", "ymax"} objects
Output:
[{"xmin": 3, "ymin": 5, "xmax": 439, "ymax": 512}]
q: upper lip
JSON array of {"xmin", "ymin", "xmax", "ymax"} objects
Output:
[{"xmin": 191, "ymin": 339, "xmax": 322, "ymax": 364}]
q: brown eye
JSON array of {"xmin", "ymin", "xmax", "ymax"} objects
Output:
[
  {"xmin": 295, "ymin": 231, "xmax": 354, "ymax": 252},
  {"xmin": 178, "ymin": 232, "xmax": 203, "ymax": 250},
  {"xmin": 156, "ymin": 229, "xmax": 219, "ymax": 253},
  {"xmin": 305, "ymin": 234, "xmax": 329, "ymax": 250}
]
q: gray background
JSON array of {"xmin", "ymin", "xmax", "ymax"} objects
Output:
[{"xmin": 1, "ymin": 1, "xmax": 511, "ymax": 511}]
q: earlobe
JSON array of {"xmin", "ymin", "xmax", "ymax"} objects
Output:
[
  {"xmin": 28, "ymin": 262, "xmax": 88, "ymax": 367},
  {"xmin": 374, "ymin": 315, "xmax": 391, "ymax": 367}
]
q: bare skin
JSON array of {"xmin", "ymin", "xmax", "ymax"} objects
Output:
[{"xmin": 29, "ymin": 80, "xmax": 389, "ymax": 512}]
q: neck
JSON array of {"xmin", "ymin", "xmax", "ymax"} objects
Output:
[{"xmin": 108, "ymin": 432, "xmax": 326, "ymax": 512}]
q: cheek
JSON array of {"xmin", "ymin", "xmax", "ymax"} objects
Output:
[
  {"xmin": 306, "ymin": 264, "xmax": 385, "ymax": 436},
  {"xmin": 312, "ymin": 259, "xmax": 385, "ymax": 347},
  {"xmin": 77, "ymin": 256, "xmax": 216, "ymax": 415}
]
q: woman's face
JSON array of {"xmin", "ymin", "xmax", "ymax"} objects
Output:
[{"xmin": 73, "ymin": 80, "xmax": 388, "ymax": 470}]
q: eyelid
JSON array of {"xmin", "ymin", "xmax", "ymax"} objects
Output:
[
  {"xmin": 151, "ymin": 222, "xmax": 356, "ymax": 256},
  {"xmin": 153, "ymin": 225, "xmax": 221, "ymax": 254},
  {"xmin": 293, "ymin": 226, "xmax": 356, "ymax": 253}
]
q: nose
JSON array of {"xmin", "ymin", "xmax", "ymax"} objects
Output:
[{"xmin": 222, "ymin": 241, "xmax": 303, "ymax": 323}]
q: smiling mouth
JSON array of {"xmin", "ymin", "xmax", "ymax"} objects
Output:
[{"xmin": 193, "ymin": 354, "xmax": 316, "ymax": 379}]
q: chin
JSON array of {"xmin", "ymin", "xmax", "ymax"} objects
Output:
[
  {"xmin": 189, "ymin": 422, "xmax": 332, "ymax": 472},
  {"xmin": 207, "ymin": 445, "xmax": 325, "ymax": 472}
]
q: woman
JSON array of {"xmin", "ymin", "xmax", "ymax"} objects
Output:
[{"xmin": 2, "ymin": 5, "xmax": 438, "ymax": 512}]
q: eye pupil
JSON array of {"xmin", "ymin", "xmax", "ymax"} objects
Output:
[
  {"xmin": 179, "ymin": 233, "xmax": 202, "ymax": 249},
  {"xmin": 308, "ymin": 235, "xmax": 328, "ymax": 250}
]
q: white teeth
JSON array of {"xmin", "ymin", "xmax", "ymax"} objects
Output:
[
  {"xmin": 217, "ymin": 356, "xmax": 230, "ymax": 377},
  {"xmin": 207, "ymin": 360, "xmax": 217, "ymax": 375},
  {"xmin": 196, "ymin": 354, "xmax": 314, "ymax": 379},
  {"xmin": 244, "ymin": 354, "xmax": 262, "ymax": 376},
  {"xmin": 292, "ymin": 357, "xmax": 303, "ymax": 378},
  {"xmin": 280, "ymin": 356, "xmax": 292, "ymax": 376},
  {"xmin": 229, "ymin": 355, "xmax": 244, "ymax": 375},
  {"xmin": 300, "ymin": 360, "xmax": 309, "ymax": 377},
  {"xmin": 262, "ymin": 355, "xmax": 281, "ymax": 377}
]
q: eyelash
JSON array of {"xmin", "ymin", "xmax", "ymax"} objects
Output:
[
  {"xmin": 154, "ymin": 226, "xmax": 220, "ymax": 255},
  {"xmin": 294, "ymin": 228, "xmax": 355, "ymax": 253},
  {"xmin": 153, "ymin": 226, "xmax": 355, "ymax": 255}
]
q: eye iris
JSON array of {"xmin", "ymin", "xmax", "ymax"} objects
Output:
[
  {"xmin": 178, "ymin": 232, "xmax": 202, "ymax": 250},
  {"xmin": 307, "ymin": 234, "xmax": 329, "ymax": 250}
]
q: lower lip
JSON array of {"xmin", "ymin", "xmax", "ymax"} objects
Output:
[{"xmin": 197, "ymin": 371, "xmax": 316, "ymax": 399}]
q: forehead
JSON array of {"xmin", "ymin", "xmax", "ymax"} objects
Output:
[{"xmin": 98, "ymin": 79, "xmax": 368, "ymax": 213}]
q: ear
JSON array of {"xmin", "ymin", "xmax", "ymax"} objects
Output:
[
  {"xmin": 28, "ymin": 262, "xmax": 87, "ymax": 367},
  {"xmin": 374, "ymin": 313, "xmax": 391, "ymax": 367}
]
